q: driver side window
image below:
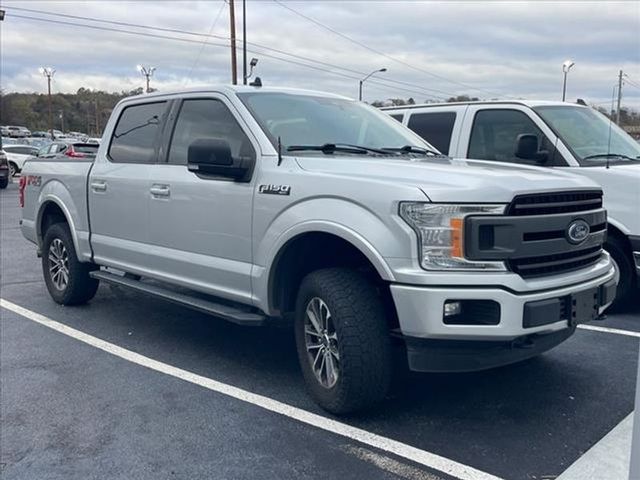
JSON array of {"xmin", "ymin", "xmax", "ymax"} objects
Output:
[
  {"xmin": 168, "ymin": 99, "xmax": 255, "ymax": 165},
  {"xmin": 468, "ymin": 109, "xmax": 562, "ymax": 165}
]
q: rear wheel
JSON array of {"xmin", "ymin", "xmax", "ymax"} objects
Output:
[
  {"xmin": 294, "ymin": 268, "xmax": 392, "ymax": 414},
  {"xmin": 42, "ymin": 223, "xmax": 99, "ymax": 305},
  {"xmin": 606, "ymin": 236, "xmax": 636, "ymax": 310}
]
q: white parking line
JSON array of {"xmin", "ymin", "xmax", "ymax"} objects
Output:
[
  {"xmin": 0, "ymin": 298, "xmax": 502, "ymax": 480},
  {"xmin": 577, "ymin": 324, "xmax": 640, "ymax": 338}
]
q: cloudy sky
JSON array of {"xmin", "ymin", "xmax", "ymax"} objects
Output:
[{"xmin": 1, "ymin": 0, "xmax": 639, "ymax": 108}]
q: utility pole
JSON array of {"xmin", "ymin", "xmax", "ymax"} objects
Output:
[
  {"xmin": 242, "ymin": 0, "xmax": 247, "ymax": 85},
  {"xmin": 136, "ymin": 65, "xmax": 156, "ymax": 93},
  {"xmin": 40, "ymin": 67, "xmax": 55, "ymax": 139},
  {"xmin": 94, "ymin": 99, "xmax": 100, "ymax": 135},
  {"xmin": 616, "ymin": 69, "xmax": 623, "ymax": 126},
  {"xmin": 229, "ymin": 0, "xmax": 238, "ymax": 84}
]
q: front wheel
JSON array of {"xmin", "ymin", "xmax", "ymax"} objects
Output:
[
  {"xmin": 606, "ymin": 236, "xmax": 636, "ymax": 310},
  {"xmin": 42, "ymin": 223, "xmax": 99, "ymax": 305},
  {"xmin": 295, "ymin": 268, "xmax": 392, "ymax": 414}
]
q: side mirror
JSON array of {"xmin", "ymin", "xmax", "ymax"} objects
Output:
[
  {"xmin": 515, "ymin": 134, "xmax": 548, "ymax": 164},
  {"xmin": 188, "ymin": 138, "xmax": 233, "ymax": 166},
  {"xmin": 187, "ymin": 138, "xmax": 251, "ymax": 181}
]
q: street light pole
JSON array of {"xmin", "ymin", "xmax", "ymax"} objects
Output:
[
  {"xmin": 359, "ymin": 68, "xmax": 387, "ymax": 101},
  {"xmin": 561, "ymin": 60, "xmax": 575, "ymax": 102},
  {"xmin": 136, "ymin": 65, "xmax": 156, "ymax": 93},
  {"xmin": 39, "ymin": 67, "xmax": 56, "ymax": 139}
]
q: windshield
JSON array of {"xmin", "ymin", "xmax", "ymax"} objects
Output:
[
  {"xmin": 237, "ymin": 92, "xmax": 438, "ymax": 155},
  {"xmin": 534, "ymin": 105, "xmax": 640, "ymax": 165}
]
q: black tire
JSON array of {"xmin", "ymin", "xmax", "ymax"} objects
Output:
[
  {"xmin": 8, "ymin": 162, "xmax": 18, "ymax": 178},
  {"xmin": 606, "ymin": 235, "xmax": 637, "ymax": 311},
  {"xmin": 42, "ymin": 222, "xmax": 99, "ymax": 305},
  {"xmin": 294, "ymin": 268, "xmax": 392, "ymax": 414},
  {"xmin": 0, "ymin": 178, "xmax": 7, "ymax": 189}
]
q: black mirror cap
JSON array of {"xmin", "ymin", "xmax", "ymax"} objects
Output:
[
  {"xmin": 515, "ymin": 134, "xmax": 539, "ymax": 160},
  {"xmin": 188, "ymin": 138, "xmax": 233, "ymax": 166},
  {"xmin": 187, "ymin": 138, "xmax": 255, "ymax": 182}
]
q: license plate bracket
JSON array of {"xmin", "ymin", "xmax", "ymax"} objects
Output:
[{"xmin": 569, "ymin": 287, "xmax": 600, "ymax": 327}]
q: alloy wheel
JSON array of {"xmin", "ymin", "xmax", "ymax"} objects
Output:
[
  {"xmin": 48, "ymin": 238, "xmax": 70, "ymax": 291},
  {"xmin": 304, "ymin": 297, "xmax": 340, "ymax": 389}
]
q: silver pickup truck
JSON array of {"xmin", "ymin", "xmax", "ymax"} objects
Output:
[{"xmin": 20, "ymin": 86, "xmax": 617, "ymax": 413}]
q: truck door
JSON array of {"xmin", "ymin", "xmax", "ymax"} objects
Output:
[
  {"xmin": 460, "ymin": 106, "xmax": 568, "ymax": 166},
  {"xmin": 88, "ymin": 101, "xmax": 168, "ymax": 272},
  {"xmin": 146, "ymin": 96, "xmax": 257, "ymax": 305}
]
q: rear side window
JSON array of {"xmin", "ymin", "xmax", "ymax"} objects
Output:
[
  {"xmin": 73, "ymin": 144, "xmax": 99, "ymax": 155},
  {"xmin": 109, "ymin": 102, "xmax": 167, "ymax": 163},
  {"xmin": 407, "ymin": 112, "xmax": 456, "ymax": 155},
  {"xmin": 168, "ymin": 98, "xmax": 254, "ymax": 165},
  {"xmin": 389, "ymin": 114, "xmax": 404, "ymax": 122}
]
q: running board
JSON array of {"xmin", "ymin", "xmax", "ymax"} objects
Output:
[{"xmin": 90, "ymin": 270, "xmax": 267, "ymax": 326}]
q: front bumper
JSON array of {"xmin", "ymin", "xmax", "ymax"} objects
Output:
[
  {"xmin": 630, "ymin": 235, "xmax": 640, "ymax": 277},
  {"xmin": 391, "ymin": 265, "xmax": 617, "ymax": 372}
]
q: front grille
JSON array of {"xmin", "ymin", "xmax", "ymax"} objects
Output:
[
  {"xmin": 507, "ymin": 190, "xmax": 603, "ymax": 216},
  {"xmin": 509, "ymin": 246, "xmax": 603, "ymax": 278}
]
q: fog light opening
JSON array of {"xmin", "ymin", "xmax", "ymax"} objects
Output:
[
  {"xmin": 443, "ymin": 300, "xmax": 501, "ymax": 326},
  {"xmin": 443, "ymin": 300, "xmax": 462, "ymax": 317}
]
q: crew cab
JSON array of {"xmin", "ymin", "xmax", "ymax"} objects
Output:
[
  {"xmin": 20, "ymin": 87, "xmax": 616, "ymax": 413},
  {"xmin": 384, "ymin": 101, "xmax": 639, "ymax": 309}
]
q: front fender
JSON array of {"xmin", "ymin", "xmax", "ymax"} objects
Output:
[{"xmin": 252, "ymin": 197, "xmax": 410, "ymax": 313}]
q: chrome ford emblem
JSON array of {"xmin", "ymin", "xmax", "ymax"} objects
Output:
[{"xmin": 567, "ymin": 219, "xmax": 590, "ymax": 244}]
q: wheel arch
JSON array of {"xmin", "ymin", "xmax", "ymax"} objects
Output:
[
  {"xmin": 36, "ymin": 198, "xmax": 80, "ymax": 255},
  {"xmin": 266, "ymin": 228, "xmax": 398, "ymax": 327}
]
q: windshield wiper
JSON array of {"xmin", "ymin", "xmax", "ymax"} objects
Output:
[
  {"xmin": 381, "ymin": 145, "xmax": 441, "ymax": 156},
  {"xmin": 582, "ymin": 153, "xmax": 638, "ymax": 161},
  {"xmin": 286, "ymin": 143, "xmax": 388, "ymax": 155}
]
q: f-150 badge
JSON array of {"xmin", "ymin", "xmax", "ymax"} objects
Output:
[{"xmin": 259, "ymin": 185, "xmax": 291, "ymax": 195}]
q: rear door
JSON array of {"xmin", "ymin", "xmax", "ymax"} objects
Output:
[
  {"xmin": 146, "ymin": 95, "xmax": 258, "ymax": 304},
  {"xmin": 88, "ymin": 100, "xmax": 169, "ymax": 272},
  {"xmin": 404, "ymin": 106, "xmax": 467, "ymax": 156}
]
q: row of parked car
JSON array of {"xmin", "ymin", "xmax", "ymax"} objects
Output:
[{"xmin": 0, "ymin": 138, "xmax": 100, "ymax": 181}]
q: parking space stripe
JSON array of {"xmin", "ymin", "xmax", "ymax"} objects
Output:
[
  {"xmin": 0, "ymin": 298, "xmax": 502, "ymax": 480},
  {"xmin": 577, "ymin": 324, "xmax": 640, "ymax": 338}
]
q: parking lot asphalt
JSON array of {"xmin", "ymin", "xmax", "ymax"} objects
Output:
[{"xmin": 1, "ymin": 181, "xmax": 638, "ymax": 480}]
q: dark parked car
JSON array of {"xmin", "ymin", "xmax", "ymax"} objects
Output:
[{"xmin": 0, "ymin": 149, "xmax": 10, "ymax": 189}]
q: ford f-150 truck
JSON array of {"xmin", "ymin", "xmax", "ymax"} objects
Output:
[
  {"xmin": 20, "ymin": 86, "xmax": 617, "ymax": 414},
  {"xmin": 384, "ymin": 100, "xmax": 639, "ymax": 309}
]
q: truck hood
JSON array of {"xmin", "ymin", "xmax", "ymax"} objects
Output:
[{"xmin": 295, "ymin": 155, "xmax": 599, "ymax": 203}]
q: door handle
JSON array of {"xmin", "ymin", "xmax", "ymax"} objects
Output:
[
  {"xmin": 150, "ymin": 185, "xmax": 170, "ymax": 197},
  {"xmin": 90, "ymin": 180, "xmax": 107, "ymax": 192}
]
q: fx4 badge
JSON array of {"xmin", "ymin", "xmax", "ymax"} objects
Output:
[{"xmin": 259, "ymin": 184, "xmax": 291, "ymax": 196}]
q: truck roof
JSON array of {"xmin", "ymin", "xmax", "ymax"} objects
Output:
[
  {"xmin": 124, "ymin": 85, "xmax": 352, "ymax": 102},
  {"xmin": 380, "ymin": 100, "xmax": 588, "ymax": 110}
]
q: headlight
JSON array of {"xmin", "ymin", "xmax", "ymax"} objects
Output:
[{"xmin": 399, "ymin": 203, "xmax": 507, "ymax": 271}]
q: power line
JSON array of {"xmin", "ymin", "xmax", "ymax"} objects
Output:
[
  {"xmin": 2, "ymin": 5, "xmax": 455, "ymax": 99},
  {"xmin": 7, "ymin": 12, "xmax": 443, "ymax": 100},
  {"xmin": 271, "ymin": 0, "xmax": 508, "ymax": 99},
  {"xmin": 186, "ymin": 1, "xmax": 227, "ymax": 82}
]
